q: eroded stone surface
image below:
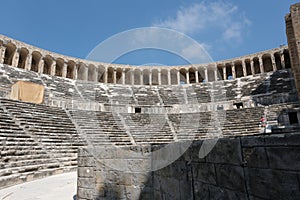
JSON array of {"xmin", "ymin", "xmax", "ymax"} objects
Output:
[{"xmin": 77, "ymin": 133, "xmax": 300, "ymax": 200}]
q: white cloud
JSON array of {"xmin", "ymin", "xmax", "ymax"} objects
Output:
[
  {"xmin": 153, "ymin": 3, "xmax": 207, "ymax": 34},
  {"xmin": 152, "ymin": 1, "xmax": 251, "ymax": 44},
  {"xmin": 180, "ymin": 43, "xmax": 212, "ymax": 63},
  {"xmin": 223, "ymin": 23, "xmax": 242, "ymax": 42},
  {"xmin": 129, "ymin": 27, "xmax": 213, "ymax": 64}
]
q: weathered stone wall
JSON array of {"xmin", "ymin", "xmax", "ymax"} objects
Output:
[
  {"xmin": 77, "ymin": 132, "xmax": 300, "ymax": 199},
  {"xmin": 286, "ymin": 3, "xmax": 300, "ymax": 100}
]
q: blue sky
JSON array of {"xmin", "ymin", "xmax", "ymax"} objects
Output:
[{"xmin": 1, "ymin": 0, "xmax": 299, "ymax": 65}]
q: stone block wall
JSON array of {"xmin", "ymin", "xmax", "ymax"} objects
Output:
[
  {"xmin": 78, "ymin": 132, "xmax": 300, "ymax": 200},
  {"xmin": 286, "ymin": 3, "xmax": 300, "ymax": 99},
  {"xmin": 77, "ymin": 146, "xmax": 153, "ymax": 200}
]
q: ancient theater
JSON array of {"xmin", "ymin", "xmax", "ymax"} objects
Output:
[{"xmin": 0, "ymin": 2, "xmax": 300, "ymax": 200}]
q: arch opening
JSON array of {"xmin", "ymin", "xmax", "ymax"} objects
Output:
[
  {"xmin": 170, "ymin": 69, "xmax": 177, "ymax": 85},
  {"xmin": 116, "ymin": 68, "xmax": 123, "ymax": 84},
  {"xmin": 78, "ymin": 63, "xmax": 87, "ymax": 81},
  {"xmin": 217, "ymin": 65, "xmax": 224, "ymax": 81},
  {"xmin": 88, "ymin": 64, "xmax": 97, "ymax": 82},
  {"xmin": 225, "ymin": 64, "xmax": 232, "ymax": 80},
  {"xmin": 98, "ymin": 65, "xmax": 105, "ymax": 83},
  {"xmin": 188, "ymin": 68, "xmax": 196, "ymax": 83},
  {"xmin": 152, "ymin": 69, "xmax": 159, "ymax": 85},
  {"xmin": 179, "ymin": 69, "xmax": 187, "ymax": 84},
  {"xmin": 107, "ymin": 67, "xmax": 114, "ymax": 83},
  {"xmin": 207, "ymin": 66, "xmax": 215, "ymax": 82},
  {"xmin": 262, "ymin": 54, "xmax": 273, "ymax": 72},
  {"xmin": 161, "ymin": 69, "xmax": 168, "ymax": 85},
  {"xmin": 125, "ymin": 69, "xmax": 132, "ymax": 85},
  {"xmin": 43, "ymin": 55, "xmax": 53, "ymax": 75},
  {"xmin": 143, "ymin": 69, "xmax": 150, "ymax": 85},
  {"xmin": 274, "ymin": 52, "xmax": 282, "ymax": 70},
  {"xmin": 4, "ymin": 43, "xmax": 16, "ymax": 66},
  {"xmin": 67, "ymin": 61, "xmax": 76, "ymax": 79},
  {"xmin": 134, "ymin": 69, "xmax": 141, "ymax": 85},
  {"xmin": 198, "ymin": 67, "xmax": 205, "ymax": 83},
  {"xmin": 245, "ymin": 59, "xmax": 252, "ymax": 75},
  {"xmin": 284, "ymin": 50, "xmax": 291, "ymax": 69},
  {"xmin": 253, "ymin": 57, "xmax": 260, "ymax": 74},
  {"xmin": 55, "ymin": 58, "xmax": 64, "ymax": 77},
  {"xmin": 31, "ymin": 51, "xmax": 42, "ymax": 73},
  {"xmin": 17, "ymin": 48, "xmax": 29, "ymax": 69},
  {"xmin": 234, "ymin": 61, "xmax": 243, "ymax": 78}
]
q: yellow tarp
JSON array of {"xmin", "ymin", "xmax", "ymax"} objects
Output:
[{"xmin": 11, "ymin": 81, "xmax": 44, "ymax": 104}]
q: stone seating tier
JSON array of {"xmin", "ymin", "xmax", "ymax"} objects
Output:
[
  {"xmin": 68, "ymin": 110, "xmax": 133, "ymax": 146},
  {"xmin": 0, "ymin": 64, "xmax": 296, "ymax": 107},
  {"xmin": 0, "ymin": 106, "xmax": 69, "ymax": 188},
  {"xmin": 132, "ymin": 87, "xmax": 161, "ymax": 105},
  {"xmin": 120, "ymin": 113, "xmax": 174, "ymax": 145},
  {"xmin": 0, "ymin": 97, "xmax": 297, "ymax": 189},
  {"xmin": 0, "ymin": 98, "xmax": 85, "ymax": 188}
]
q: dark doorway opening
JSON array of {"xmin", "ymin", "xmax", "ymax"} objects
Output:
[
  {"xmin": 288, "ymin": 112, "xmax": 298, "ymax": 125},
  {"xmin": 233, "ymin": 102, "xmax": 243, "ymax": 109},
  {"xmin": 135, "ymin": 107, "xmax": 141, "ymax": 113},
  {"xmin": 217, "ymin": 105, "xmax": 224, "ymax": 110}
]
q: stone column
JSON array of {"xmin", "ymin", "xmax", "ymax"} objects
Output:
[
  {"xmin": 214, "ymin": 68, "xmax": 218, "ymax": 81},
  {"xmin": 25, "ymin": 53, "xmax": 32, "ymax": 70},
  {"xmin": 11, "ymin": 50, "xmax": 19, "ymax": 67},
  {"xmin": 25, "ymin": 53, "xmax": 32, "ymax": 71},
  {"xmin": 250, "ymin": 60, "xmax": 255, "ymax": 75},
  {"xmin": 140, "ymin": 70, "xmax": 143, "ymax": 85},
  {"xmin": 186, "ymin": 70, "xmax": 190, "ymax": 84},
  {"xmin": 94, "ymin": 68, "xmax": 98, "ymax": 82},
  {"xmin": 122, "ymin": 69, "xmax": 125, "ymax": 85},
  {"xmin": 104, "ymin": 67, "xmax": 108, "ymax": 83},
  {"xmin": 204, "ymin": 68, "xmax": 208, "ymax": 82},
  {"xmin": 73, "ymin": 65, "xmax": 78, "ymax": 80},
  {"xmin": 0, "ymin": 46, "xmax": 6, "ymax": 64},
  {"xmin": 223, "ymin": 65, "xmax": 227, "ymax": 80},
  {"xmin": 62, "ymin": 62, "xmax": 67, "ymax": 78},
  {"xmin": 281, "ymin": 53, "xmax": 286, "ymax": 69},
  {"xmin": 131, "ymin": 70, "xmax": 134, "ymax": 85},
  {"xmin": 167, "ymin": 69, "xmax": 171, "ymax": 85},
  {"xmin": 259, "ymin": 56, "xmax": 264, "ymax": 73},
  {"xmin": 38, "ymin": 59, "xmax": 44, "ymax": 74},
  {"xmin": 177, "ymin": 70, "xmax": 180, "ymax": 85},
  {"xmin": 113, "ymin": 69, "xmax": 117, "ymax": 84},
  {"xmin": 149, "ymin": 70, "xmax": 152, "ymax": 85},
  {"xmin": 61, "ymin": 60, "xmax": 67, "ymax": 76},
  {"xmin": 271, "ymin": 55, "xmax": 277, "ymax": 71},
  {"xmin": 242, "ymin": 61, "xmax": 247, "ymax": 77},
  {"xmin": 158, "ymin": 69, "xmax": 162, "ymax": 85},
  {"xmin": 195, "ymin": 69, "xmax": 199, "ymax": 83},
  {"xmin": 213, "ymin": 64, "xmax": 217, "ymax": 81},
  {"xmin": 50, "ymin": 60, "xmax": 56, "ymax": 76},
  {"xmin": 231, "ymin": 63, "xmax": 236, "ymax": 79},
  {"xmin": 84, "ymin": 66, "xmax": 89, "ymax": 81}
]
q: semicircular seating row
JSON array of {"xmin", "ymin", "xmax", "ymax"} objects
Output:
[
  {"xmin": 0, "ymin": 95, "xmax": 296, "ymax": 189},
  {"xmin": 0, "ymin": 64, "xmax": 297, "ymax": 107}
]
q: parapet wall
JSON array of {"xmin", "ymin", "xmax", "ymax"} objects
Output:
[{"xmin": 77, "ymin": 132, "xmax": 300, "ymax": 199}]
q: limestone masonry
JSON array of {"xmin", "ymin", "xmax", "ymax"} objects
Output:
[{"xmin": 0, "ymin": 2, "xmax": 300, "ymax": 200}]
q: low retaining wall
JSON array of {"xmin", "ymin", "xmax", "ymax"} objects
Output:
[{"xmin": 77, "ymin": 132, "xmax": 300, "ymax": 199}]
